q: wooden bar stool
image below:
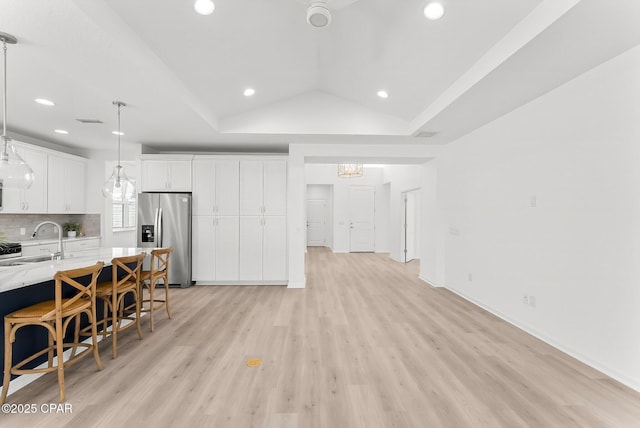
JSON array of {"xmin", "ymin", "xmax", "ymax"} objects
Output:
[
  {"xmin": 139, "ymin": 247, "xmax": 173, "ymax": 332},
  {"xmin": 1, "ymin": 262, "xmax": 105, "ymax": 403},
  {"xmin": 89, "ymin": 252, "xmax": 146, "ymax": 359}
]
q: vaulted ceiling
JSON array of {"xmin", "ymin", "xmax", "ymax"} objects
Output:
[{"xmin": 0, "ymin": 0, "xmax": 639, "ymax": 153}]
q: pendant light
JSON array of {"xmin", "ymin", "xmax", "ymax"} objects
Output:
[
  {"xmin": 337, "ymin": 163, "xmax": 363, "ymax": 178},
  {"xmin": 102, "ymin": 101, "xmax": 135, "ymax": 202},
  {"xmin": 0, "ymin": 32, "xmax": 34, "ymax": 190}
]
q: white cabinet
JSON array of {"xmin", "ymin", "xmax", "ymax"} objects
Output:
[
  {"xmin": 192, "ymin": 215, "xmax": 239, "ymax": 282},
  {"xmin": 141, "ymin": 160, "xmax": 192, "ymax": 191},
  {"xmin": 192, "ymin": 159, "xmax": 239, "ymax": 216},
  {"xmin": 2, "ymin": 145, "xmax": 47, "ymax": 213},
  {"xmin": 239, "ymin": 160, "xmax": 286, "ymax": 216},
  {"xmin": 193, "ymin": 156, "xmax": 287, "ymax": 284},
  {"xmin": 47, "ymin": 155, "xmax": 86, "ymax": 213},
  {"xmin": 239, "ymin": 216, "xmax": 287, "ymax": 281},
  {"xmin": 64, "ymin": 237, "xmax": 101, "ymax": 253}
]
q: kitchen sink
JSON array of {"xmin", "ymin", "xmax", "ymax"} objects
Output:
[{"xmin": 0, "ymin": 255, "xmax": 59, "ymax": 267}]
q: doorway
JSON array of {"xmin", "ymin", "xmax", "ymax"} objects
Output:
[
  {"xmin": 349, "ymin": 185, "xmax": 375, "ymax": 252},
  {"xmin": 402, "ymin": 189, "xmax": 421, "ymax": 263}
]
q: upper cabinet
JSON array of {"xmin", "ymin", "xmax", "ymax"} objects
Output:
[
  {"xmin": 239, "ymin": 160, "xmax": 287, "ymax": 216},
  {"xmin": 192, "ymin": 159, "xmax": 239, "ymax": 216},
  {"xmin": 1, "ymin": 145, "xmax": 47, "ymax": 213},
  {"xmin": 141, "ymin": 158, "xmax": 192, "ymax": 191},
  {"xmin": 0, "ymin": 142, "xmax": 86, "ymax": 214},
  {"xmin": 47, "ymin": 155, "xmax": 86, "ymax": 213}
]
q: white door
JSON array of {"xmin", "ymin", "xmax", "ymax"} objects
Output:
[
  {"xmin": 239, "ymin": 161, "xmax": 263, "ymax": 215},
  {"xmin": 349, "ymin": 186, "xmax": 375, "ymax": 252},
  {"xmin": 192, "ymin": 159, "xmax": 215, "ymax": 215},
  {"xmin": 263, "ymin": 161, "xmax": 287, "ymax": 215},
  {"xmin": 141, "ymin": 160, "xmax": 169, "ymax": 191},
  {"xmin": 263, "ymin": 216, "xmax": 287, "ymax": 280},
  {"xmin": 239, "ymin": 216, "xmax": 263, "ymax": 280},
  {"xmin": 192, "ymin": 216, "xmax": 216, "ymax": 280},
  {"xmin": 306, "ymin": 200, "xmax": 326, "ymax": 246},
  {"xmin": 216, "ymin": 216, "xmax": 240, "ymax": 280},
  {"xmin": 215, "ymin": 160, "xmax": 240, "ymax": 215},
  {"xmin": 166, "ymin": 160, "xmax": 192, "ymax": 191}
]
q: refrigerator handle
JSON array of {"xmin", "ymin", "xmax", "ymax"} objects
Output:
[
  {"xmin": 154, "ymin": 207, "xmax": 160, "ymax": 247},
  {"xmin": 158, "ymin": 207, "xmax": 164, "ymax": 247}
]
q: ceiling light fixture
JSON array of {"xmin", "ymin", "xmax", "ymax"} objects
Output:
[
  {"xmin": 307, "ymin": 0, "xmax": 331, "ymax": 28},
  {"xmin": 35, "ymin": 98, "xmax": 55, "ymax": 106},
  {"xmin": 54, "ymin": 129, "xmax": 69, "ymax": 135},
  {"xmin": 424, "ymin": 2, "xmax": 445, "ymax": 20},
  {"xmin": 194, "ymin": 0, "xmax": 215, "ymax": 16},
  {"xmin": 0, "ymin": 32, "xmax": 34, "ymax": 190},
  {"xmin": 102, "ymin": 101, "xmax": 135, "ymax": 203},
  {"xmin": 112, "ymin": 131, "xmax": 124, "ymax": 136},
  {"xmin": 337, "ymin": 164, "xmax": 363, "ymax": 178},
  {"xmin": 244, "ymin": 88, "xmax": 255, "ymax": 97},
  {"xmin": 377, "ymin": 90, "xmax": 389, "ymax": 99}
]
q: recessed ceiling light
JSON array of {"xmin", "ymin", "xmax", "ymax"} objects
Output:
[
  {"xmin": 377, "ymin": 90, "xmax": 389, "ymax": 99},
  {"xmin": 244, "ymin": 88, "xmax": 255, "ymax": 97},
  {"xmin": 112, "ymin": 131, "xmax": 125, "ymax": 136},
  {"xmin": 424, "ymin": 2, "xmax": 445, "ymax": 20},
  {"xmin": 54, "ymin": 129, "xmax": 68, "ymax": 135},
  {"xmin": 194, "ymin": 0, "xmax": 215, "ymax": 15},
  {"xmin": 35, "ymin": 98, "xmax": 55, "ymax": 106}
]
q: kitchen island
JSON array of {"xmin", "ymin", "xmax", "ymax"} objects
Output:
[{"xmin": 0, "ymin": 247, "xmax": 149, "ymax": 395}]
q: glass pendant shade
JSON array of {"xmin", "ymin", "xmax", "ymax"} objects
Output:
[
  {"xmin": 102, "ymin": 165, "xmax": 135, "ymax": 203},
  {"xmin": 103, "ymin": 100, "xmax": 135, "ymax": 202},
  {"xmin": 0, "ymin": 137, "xmax": 34, "ymax": 189},
  {"xmin": 1, "ymin": 32, "xmax": 34, "ymax": 189},
  {"xmin": 337, "ymin": 163, "xmax": 364, "ymax": 178}
]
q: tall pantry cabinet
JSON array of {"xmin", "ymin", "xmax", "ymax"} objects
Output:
[
  {"xmin": 239, "ymin": 160, "xmax": 287, "ymax": 281},
  {"xmin": 191, "ymin": 157, "xmax": 287, "ymax": 284}
]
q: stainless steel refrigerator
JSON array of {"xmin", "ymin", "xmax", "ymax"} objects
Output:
[{"xmin": 137, "ymin": 192, "xmax": 192, "ymax": 288}]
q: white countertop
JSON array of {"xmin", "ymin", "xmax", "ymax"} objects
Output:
[{"xmin": 0, "ymin": 247, "xmax": 148, "ymax": 294}]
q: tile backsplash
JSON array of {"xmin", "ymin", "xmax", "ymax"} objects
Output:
[{"xmin": 0, "ymin": 214, "xmax": 100, "ymax": 242}]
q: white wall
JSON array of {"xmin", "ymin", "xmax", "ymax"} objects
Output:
[{"xmin": 438, "ymin": 43, "xmax": 640, "ymax": 390}]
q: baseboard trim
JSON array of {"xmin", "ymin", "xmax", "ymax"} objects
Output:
[
  {"xmin": 287, "ymin": 278, "xmax": 306, "ymax": 289},
  {"xmin": 445, "ymin": 286, "xmax": 640, "ymax": 393},
  {"xmin": 418, "ymin": 274, "xmax": 443, "ymax": 287}
]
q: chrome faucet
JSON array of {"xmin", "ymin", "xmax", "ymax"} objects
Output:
[{"xmin": 32, "ymin": 221, "xmax": 64, "ymax": 260}]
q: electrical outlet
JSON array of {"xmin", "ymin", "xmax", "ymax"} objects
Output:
[
  {"xmin": 529, "ymin": 296, "xmax": 536, "ymax": 307},
  {"xmin": 530, "ymin": 196, "xmax": 537, "ymax": 208},
  {"xmin": 522, "ymin": 295, "xmax": 529, "ymax": 305},
  {"xmin": 20, "ymin": 228, "xmax": 26, "ymax": 236},
  {"xmin": 468, "ymin": 273, "xmax": 473, "ymax": 282}
]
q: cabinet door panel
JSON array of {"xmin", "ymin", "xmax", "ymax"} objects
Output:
[
  {"xmin": 47, "ymin": 156, "xmax": 66, "ymax": 213},
  {"xmin": 264, "ymin": 161, "xmax": 287, "ymax": 216},
  {"xmin": 239, "ymin": 161, "xmax": 263, "ymax": 215},
  {"xmin": 216, "ymin": 216, "xmax": 239, "ymax": 280},
  {"xmin": 168, "ymin": 161, "xmax": 192, "ymax": 191},
  {"xmin": 142, "ymin": 161, "xmax": 169, "ymax": 191},
  {"xmin": 215, "ymin": 160, "xmax": 239, "ymax": 215},
  {"xmin": 66, "ymin": 159, "xmax": 86, "ymax": 213},
  {"xmin": 239, "ymin": 216, "xmax": 263, "ymax": 280},
  {"xmin": 22, "ymin": 147, "xmax": 48, "ymax": 212},
  {"xmin": 192, "ymin": 215, "xmax": 216, "ymax": 281},
  {"xmin": 192, "ymin": 160, "xmax": 215, "ymax": 215},
  {"xmin": 263, "ymin": 216, "xmax": 287, "ymax": 280}
]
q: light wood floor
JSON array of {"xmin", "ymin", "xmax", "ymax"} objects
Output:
[{"xmin": 3, "ymin": 247, "xmax": 640, "ymax": 427}]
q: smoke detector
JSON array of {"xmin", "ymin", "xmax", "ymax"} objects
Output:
[{"xmin": 307, "ymin": 0, "xmax": 331, "ymax": 28}]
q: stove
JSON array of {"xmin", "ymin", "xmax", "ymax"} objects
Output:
[{"xmin": 0, "ymin": 242, "xmax": 22, "ymax": 259}]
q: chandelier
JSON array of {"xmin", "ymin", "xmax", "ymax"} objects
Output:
[{"xmin": 337, "ymin": 164, "xmax": 363, "ymax": 178}]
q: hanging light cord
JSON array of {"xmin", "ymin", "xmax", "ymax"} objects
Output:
[
  {"xmin": 113, "ymin": 101, "xmax": 126, "ymax": 183},
  {"xmin": 1, "ymin": 38, "xmax": 8, "ymax": 159}
]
